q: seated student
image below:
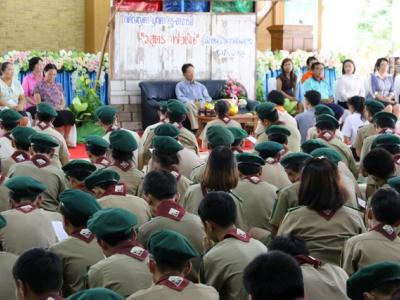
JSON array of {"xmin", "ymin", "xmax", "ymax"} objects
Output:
[
  {"xmin": 267, "ymin": 90, "xmax": 297, "ymax": 127},
  {"xmin": 50, "ymin": 189, "xmax": 104, "ymax": 297},
  {"xmin": 277, "ymin": 157, "xmax": 366, "ymax": 265},
  {"xmin": 0, "ymin": 215, "xmax": 17, "ymax": 300},
  {"xmin": 12, "ymin": 248, "xmax": 63, "ymax": 300},
  {"xmin": 270, "ymin": 235, "xmax": 349, "ymax": 300},
  {"xmin": 342, "ymin": 96, "xmax": 368, "ymax": 152},
  {"xmin": 138, "ymin": 170, "xmax": 205, "ymax": 254},
  {"xmin": 108, "ymin": 130, "xmax": 144, "ymax": 196},
  {"xmin": 87, "ymin": 208, "xmax": 152, "ymax": 297},
  {"xmin": 371, "ymin": 134, "xmax": 400, "ymax": 157},
  {"xmin": 7, "ymin": 133, "xmax": 66, "ymax": 212},
  {"xmin": 266, "ymin": 124, "xmax": 291, "ymax": 156},
  {"xmin": 254, "ymin": 141, "xmax": 291, "ymax": 189},
  {"xmin": 150, "ymin": 136, "xmax": 192, "ymax": 202},
  {"xmin": 68, "ymin": 288, "xmax": 124, "ymax": 300},
  {"xmin": 62, "ymin": 159, "xmax": 96, "ymax": 190},
  {"xmin": 232, "ymin": 153, "xmax": 277, "ymax": 240},
  {"xmin": 85, "ymin": 135, "xmax": 111, "ymax": 169},
  {"xmin": 84, "ymin": 169, "xmax": 150, "ymax": 226},
  {"xmin": 128, "ymin": 230, "xmax": 219, "ymax": 300},
  {"xmin": 140, "ymin": 101, "xmax": 168, "ymax": 148},
  {"xmin": 198, "ymin": 191, "xmax": 267, "ymax": 300},
  {"xmin": 0, "ymin": 109, "xmax": 22, "ymax": 160},
  {"xmin": 303, "ymin": 62, "xmax": 333, "ymax": 102},
  {"xmin": 1, "ymin": 126, "xmax": 35, "ymax": 176},
  {"xmin": 301, "ymin": 138, "xmax": 329, "ymax": 154},
  {"xmin": 243, "ymin": 251, "xmax": 305, "ymax": 300},
  {"xmin": 0, "ymin": 176, "xmax": 62, "ymax": 255},
  {"xmin": 227, "ymin": 127, "xmax": 248, "ymax": 153},
  {"xmin": 347, "ymin": 262, "xmax": 400, "ymax": 300},
  {"xmin": 175, "ymin": 63, "xmax": 212, "ymax": 130},
  {"xmin": 34, "ymin": 102, "xmax": 69, "ymax": 167},
  {"xmin": 343, "ymin": 188, "xmax": 400, "ymax": 275},
  {"xmin": 199, "ymin": 100, "xmax": 242, "ymax": 148},
  {"xmin": 295, "ymin": 90, "xmax": 321, "ymax": 144},
  {"xmin": 255, "ymin": 102, "xmax": 301, "ymax": 152}
]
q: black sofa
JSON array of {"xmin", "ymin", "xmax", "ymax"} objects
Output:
[{"xmin": 139, "ymin": 80, "xmax": 258, "ymax": 129}]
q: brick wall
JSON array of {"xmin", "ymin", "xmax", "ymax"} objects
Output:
[{"xmin": 0, "ymin": 0, "xmax": 85, "ymax": 51}]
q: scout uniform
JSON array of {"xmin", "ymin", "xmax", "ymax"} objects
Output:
[
  {"xmin": 108, "ymin": 130, "xmax": 144, "ymax": 196},
  {"xmin": 85, "ymin": 169, "xmax": 151, "ymax": 226},
  {"xmin": 0, "ymin": 176, "xmax": 62, "ymax": 255},
  {"xmin": 139, "ymin": 101, "xmax": 168, "ymax": 149},
  {"xmin": 0, "ymin": 109, "xmax": 22, "ymax": 160},
  {"xmin": 87, "ymin": 208, "xmax": 152, "ymax": 297},
  {"xmin": 232, "ymin": 153, "xmax": 278, "ymax": 234},
  {"xmin": 34, "ymin": 102, "xmax": 70, "ymax": 167},
  {"xmin": 0, "ymin": 215, "xmax": 18, "ymax": 300},
  {"xmin": 307, "ymin": 126, "xmax": 344, "ymax": 142},
  {"xmin": 7, "ymin": 132, "xmax": 67, "ymax": 212},
  {"xmin": 1, "ymin": 126, "xmax": 34, "ymax": 176},
  {"xmin": 342, "ymin": 223, "xmax": 400, "ymax": 275},
  {"xmin": 228, "ymin": 127, "xmax": 249, "ymax": 153},
  {"xmin": 50, "ymin": 189, "xmax": 104, "ymax": 297},
  {"xmin": 306, "ymin": 104, "xmax": 344, "ymax": 142},
  {"xmin": 202, "ymin": 228, "xmax": 267, "ymax": 300},
  {"xmin": 67, "ymin": 288, "xmax": 124, "ymax": 300},
  {"xmin": 128, "ymin": 230, "xmax": 219, "ymax": 300},
  {"xmin": 0, "ymin": 174, "xmax": 10, "ymax": 212},
  {"xmin": 85, "ymin": 136, "xmax": 111, "ymax": 169},
  {"xmin": 200, "ymin": 116, "xmax": 242, "ymax": 149},
  {"xmin": 301, "ymin": 139, "xmax": 329, "ymax": 154},
  {"xmin": 62, "ymin": 160, "xmax": 97, "ymax": 190},
  {"xmin": 277, "ymin": 205, "xmax": 366, "ymax": 265},
  {"xmin": 255, "ymin": 141, "xmax": 291, "ymax": 189}
]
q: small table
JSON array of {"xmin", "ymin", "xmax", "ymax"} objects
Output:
[{"xmin": 197, "ymin": 114, "xmax": 258, "ymax": 137}]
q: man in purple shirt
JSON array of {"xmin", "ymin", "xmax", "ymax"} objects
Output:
[{"xmin": 295, "ymin": 90, "xmax": 321, "ymax": 143}]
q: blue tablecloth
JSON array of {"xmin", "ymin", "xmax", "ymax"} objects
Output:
[
  {"xmin": 18, "ymin": 71, "xmax": 109, "ymax": 106},
  {"xmin": 264, "ymin": 67, "xmax": 337, "ymax": 101}
]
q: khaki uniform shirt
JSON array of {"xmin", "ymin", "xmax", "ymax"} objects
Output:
[
  {"xmin": 7, "ymin": 157, "xmax": 66, "ymax": 212},
  {"xmin": 278, "ymin": 206, "xmax": 366, "ymax": 265},
  {"xmin": 189, "ymin": 163, "xmax": 206, "ymax": 184},
  {"xmin": 0, "ymin": 175, "xmax": 10, "ymax": 212},
  {"xmin": 257, "ymin": 123, "xmax": 301, "ymax": 152},
  {"xmin": 92, "ymin": 156, "xmax": 112, "ymax": 170},
  {"xmin": 50, "ymin": 231, "xmax": 104, "ymax": 297},
  {"xmin": 127, "ymin": 280, "xmax": 219, "ymax": 300},
  {"xmin": 260, "ymin": 162, "xmax": 291, "ymax": 190},
  {"xmin": 342, "ymin": 226, "xmax": 400, "ymax": 275},
  {"xmin": 1, "ymin": 151, "xmax": 30, "ymax": 177},
  {"xmin": 107, "ymin": 164, "xmax": 144, "ymax": 196},
  {"xmin": 354, "ymin": 123, "xmax": 375, "ymax": 154},
  {"xmin": 360, "ymin": 133, "xmax": 379, "ymax": 162},
  {"xmin": 199, "ymin": 118, "xmax": 242, "ymax": 148},
  {"xmin": 307, "ymin": 127, "xmax": 344, "ymax": 142},
  {"xmin": 202, "ymin": 229, "xmax": 267, "ymax": 300},
  {"xmin": 270, "ymin": 181, "xmax": 300, "ymax": 228},
  {"xmin": 0, "ymin": 135, "xmax": 15, "ymax": 160},
  {"xmin": 0, "ymin": 206, "xmax": 62, "ymax": 255},
  {"xmin": 0, "ymin": 251, "xmax": 17, "ymax": 300}
]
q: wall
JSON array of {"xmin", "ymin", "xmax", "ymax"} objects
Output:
[
  {"xmin": 85, "ymin": 0, "xmax": 110, "ymax": 53},
  {"xmin": 256, "ymin": 0, "xmax": 284, "ymax": 51},
  {"xmin": 0, "ymin": 0, "xmax": 85, "ymax": 51}
]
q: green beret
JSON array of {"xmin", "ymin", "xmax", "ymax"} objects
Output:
[
  {"xmin": 88, "ymin": 207, "xmax": 138, "ymax": 238},
  {"xmin": 167, "ymin": 100, "xmax": 188, "ymax": 115},
  {"xmin": 206, "ymin": 125, "xmax": 234, "ymax": 147},
  {"xmin": 255, "ymin": 102, "xmax": 277, "ymax": 120},
  {"xmin": 159, "ymin": 101, "xmax": 168, "ymax": 112},
  {"xmin": 347, "ymin": 262, "xmax": 400, "ymax": 300},
  {"xmin": 148, "ymin": 230, "xmax": 199, "ymax": 262},
  {"xmin": 5, "ymin": 176, "xmax": 47, "ymax": 198},
  {"xmin": 85, "ymin": 135, "xmax": 109, "ymax": 150},
  {"xmin": 255, "ymin": 141, "xmax": 284, "ymax": 157},
  {"xmin": 0, "ymin": 109, "xmax": 22, "ymax": 124},
  {"xmin": 154, "ymin": 124, "xmax": 180, "ymax": 138},
  {"xmin": 62, "ymin": 160, "xmax": 97, "ymax": 175},
  {"xmin": 372, "ymin": 111, "xmax": 397, "ymax": 125},
  {"xmin": 152, "ymin": 136, "xmax": 183, "ymax": 154},
  {"xmin": 365, "ymin": 100, "xmax": 385, "ymax": 116},
  {"xmin": 280, "ymin": 152, "xmax": 312, "ymax": 169},
  {"xmin": 66, "ymin": 288, "xmax": 124, "ymax": 300},
  {"xmin": 95, "ymin": 106, "xmax": 118, "ymax": 124},
  {"xmin": 12, "ymin": 127, "xmax": 36, "ymax": 146},
  {"xmin": 84, "ymin": 169, "xmax": 120, "ymax": 190},
  {"xmin": 236, "ymin": 152, "xmax": 265, "ymax": 166},
  {"xmin": 310, "ymin": 147, "xmax": 342, "ymax": 165},
  {"xmin": 315, "ymin": 114, "xmax": 339, "ymax": 129},
  {"xmin": 266, "ymin": 125, "xmax": 291, "ymax": 137},
  {"xmin": 314, "ymin": 104, "xmax": 335, "ymax": 117},
  {"xmin": 0, "ymin": 214, "xmax": 6, "ymax": 229},
  {"xmin": 388, "ymin": 176, "xmax": 400, "ymax": 193},
  {"xmin": 371, "ymin": 134, "xmax": 400, "ymax": 149},
  {"xmin": 110, "ymin": 130, "xmax": 138, "ymax": 152},
  {"xmin": 30, "ymin": 132, "xmax": 59, "ymax": 148},
  {"xmin": 37, "ymin": 102, "xmax": 57, "ymax": 117},
  {"xmin": 59, "ymin": 189, "xmax": 101, "ymax": 217},
  {"xmin": 227, "ymin": 127, "xmax": 249, "ymax": 142},
  {"xmin": 301, "ymin": 139, "xmax": 329, "ymax": 154}
]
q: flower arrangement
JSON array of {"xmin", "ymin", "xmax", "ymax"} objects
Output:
[{"xmin": 220, "ymin": 78, "xmax": 247, "ymax": 99}]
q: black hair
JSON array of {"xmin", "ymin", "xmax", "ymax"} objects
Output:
[
  {"xmin": 65, "ymin": 170, "xmax": 93, "ymax": 182},
  {"xmin": 363, "ymin": 148, "xmax": 395, "ymax": 180},
  {"xmin": 374, "ymin": 57, "xmax": 389, "ymax": 72},
  {"xmin": 304, "ymin": 90, "xmax": 321, "ymax": 106},
  {"xmin": 262, "ymin": 109, "xmax": 279, "ymax": 123},
  {"xmin": 32, "ymin": 144, "xmax": 53, "ymax": 155},
  {"xmin": 232, "ymin": 139, "xmax": 242, "ymax": 147},
  {"xmin": 198, "ymin": 191, "xmax": 237, "ymax": 228},
  {"xmin": 1, "ymin": 121, "xmax": 19, "ymax": 131},
  {"xmin": 311, "ymin": 62, "xmax": 324, "ymax": 70},
  {"xmin": 9, "ymin": 191, "xmax": 37, "ymax": 204},
  {"xmin": 268, "ymin": 133, "xmax": 288, "ymax": 145},
  {"xmin": 86, "ymin": 145, "xmax": 107, "ymax": 157},
  {"xmin": 143, "ymin": 170, "xmax": 177, "ymax": 200},
  {"xmin": 373, "ymin": 280, "xmax": 400, "ymax": 296},
  {"xmin": 14, "ymin": 141, "xmax": 30, "ymax": 152},
  {"xmin": 167, "ymin": 112, "xmax": 186, "ymax": 123},
  {"xmin": 12, "ymin": 248, "xmax": 62, "ymax": 295},
  {"xmin": 315, "ymin": 120, "xmax": 336, "ymax": 131},
  {"xmin": 28, "ymin": 57, "xmax": 43, "ymax": 73},
  {"xmin": 243, "ymin": 251, "xmax": 304, "ymax": 300},
  {"xmin": 348, "ymin": 96, "xmax": 365, "ymax": 121},
  {"xmin": 215, "ymin": 100, "xmax": 229, "ymax": 118},
  {"xmin": 238, "ymin": 163, "xmax": 262, "ymax": 176},
  {"xmin": 0, "ymin": 62, "xmax": 12, "ymax": 74},
  {"xmin": 376, "ymin": 117, "xmax": 396, "ymax": 130},
  {"xmin": 371, "ymin": 188, "xmax": 400, "ymax": 225},
  {"xmin": 181, "ymin": 63, "xmax": 194, "ymax": 74},
  {"xmin": 36, "ymin": 112, "xmax": 54, "ymax": 123},
  {"xmin": 111, "ymin": 149, "xmax": 133, "ymax": 162},
  {"xmin": 152, "ymin": 150, "xmax": 180, "ymax": 168},
  {"xmin": 97, "ymin": 182, "xmax": 115, "ymax": 190},
  {"xmin": 284, "ymin": 160, "xmax": 309, "ymax": 174},
  {"xmin": 44, "ymin": 63, "xmax": 58, "ymax": 73},
  {"xmin": 60, "ymin": 205, "xmax": 89, "ymax": 228},
  {"xmin": 267, "ymin": 90, "xmax": 285, "ymax": 106},
  {"xmin": 269, "ymin": 235, "xmax": 309, "ymax": 256},
  {"xmin": 100, "ymin": 230, "xmax": 134, "ymax": 246},
  {"xmin": 342, "ymin": 59, "xmax": 356, "ymax": 75},
  {"xmin": 306, "ymin": 56, "xmax": 317, "ymax": 67},
  {"xmin": 377, "ymin": 144, "xmax": 400, "ymax": 155}
]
